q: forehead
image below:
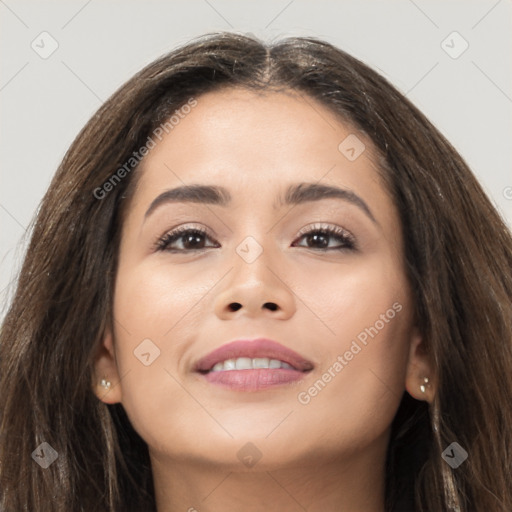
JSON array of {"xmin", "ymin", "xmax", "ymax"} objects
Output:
[{"xmin": 134, "ymin": 88, "xmax": 385, "ymax": 202}]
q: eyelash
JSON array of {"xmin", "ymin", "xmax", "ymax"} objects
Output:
[{"xmin": 154, "ymin": 223, "xmax": 356, "ymax": 253}]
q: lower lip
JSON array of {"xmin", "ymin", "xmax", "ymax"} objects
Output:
[{"xmin": 200, "ymin": 369, "xmax": 309, "ymax": 391}]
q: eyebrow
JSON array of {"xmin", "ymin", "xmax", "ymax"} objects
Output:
[{"xmin": 144, "ymin": 182, "xmax": 377, "ymax": 224}]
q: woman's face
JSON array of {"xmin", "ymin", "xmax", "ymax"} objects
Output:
[{"xmin": 95, "ymin": 87, "xmax": 431, "ymax": 472}]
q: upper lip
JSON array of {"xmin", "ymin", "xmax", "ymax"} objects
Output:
[{"xmin": 194, "ymin": 338, "xmax": 315, "ymax": 373}]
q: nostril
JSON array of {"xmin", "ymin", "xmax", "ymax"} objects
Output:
[{"xmin": 226, "ymin": 302, "xmax": 278, "ymax": 312}]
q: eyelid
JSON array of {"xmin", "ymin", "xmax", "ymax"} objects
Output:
[
  {"xmin": 295, "ymin": 222, "xmax": 352, "ymax": 237},
  {"xmin": 294, "ymin": 222, "xmax": 356, "ymax": 245},
  {"xmin": 159, "ymin": 223, "xmax": 213, "ymax": 238}
]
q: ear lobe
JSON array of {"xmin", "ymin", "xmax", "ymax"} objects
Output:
[
  {"xmin": 404, "ymin": 327, "xmax": 435, "ymax": 404},
  {"xmin": 92, "ymin": 326, "xmax": 122, "ymax": 404}
]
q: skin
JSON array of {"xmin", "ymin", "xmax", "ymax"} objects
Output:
[{"xmin": 93, "ymin": 88, "xmax": 435, "ymax": 512}]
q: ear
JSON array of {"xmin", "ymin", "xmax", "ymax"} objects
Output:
[
  {"xmin": 404, "ymin": 327, "xmax": 435, "ymax": 404},
  {"xmin": 92, "ymin": 325, "xmax": 122, "ymax": 404}
]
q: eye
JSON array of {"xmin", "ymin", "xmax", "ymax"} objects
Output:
[
  {"xmin": 154, "ymin": 223, "xmax": 356, "ymax": 253},
  {"xmin": 292, "ymin": 223, "xmax": 356, "ymax": 251},
  {"xmin": 154, "ymin": 225, "xmax": 219, "ymax": 252}
]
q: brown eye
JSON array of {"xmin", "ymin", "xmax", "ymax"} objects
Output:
[
  {"xmin": 293, "ymin": 225, "xmax": 356, "ymax": 251},
  {"xmin": 155, "ymin": 228, "xmax": 219, "ymax": 252}
]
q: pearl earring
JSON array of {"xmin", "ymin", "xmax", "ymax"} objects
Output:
[
  {"xmin": 420, "ymin": 377, "xmax": 429, "ymax": 393},
  {"xmin": 100, "ymin": 378, "xmax": 112, "ymax": 390}
]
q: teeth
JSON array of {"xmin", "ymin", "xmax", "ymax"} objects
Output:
[
  {"xmin": 223, "ymin": 359, "xmax": 236, "ymax": 370},
  {"xmin": 210, "ymin": 357, "xmax": 295, "ymax": 372},
  {"xmin": 235, "ymin": 357, "xmax": 252, "ymax": 370},
  {"xmin": 253, "ymin": 357, "xmax": 270, "ymax": 368}
]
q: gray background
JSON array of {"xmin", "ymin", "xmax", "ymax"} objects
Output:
[{"xmin": 1, "ymin": 0, "xmax": 511, "ymax": 319}]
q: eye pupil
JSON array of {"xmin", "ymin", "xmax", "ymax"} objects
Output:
[
  {"xmin": 307, "ymin": 233, "xmax": 328, "ymax": 248},
  {"xmin": 184, "ymin": 233, "xmax": 204, "ymax": 249}
]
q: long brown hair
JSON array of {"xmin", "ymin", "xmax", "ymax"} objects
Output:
[{"xmin": 1, "ymin": 31, "xmax": 511, "ymax": 512}]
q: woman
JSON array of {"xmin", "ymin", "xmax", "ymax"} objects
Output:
[{"xmin": 1, "ymin": 31, "xmax": 511, "ymax": 512}]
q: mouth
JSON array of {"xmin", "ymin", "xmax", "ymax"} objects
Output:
[{"xmin": 194, "ymin": 338, "xmax": 314, "ymax": 391}]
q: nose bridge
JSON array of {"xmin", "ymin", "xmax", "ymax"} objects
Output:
[
  {"xmin": 231, "ymin": 233, "xmax": 281, "ymax": 293},
  {"xmin": 213, "ymin": 233, "xmax": 296, "ymax": 319}
]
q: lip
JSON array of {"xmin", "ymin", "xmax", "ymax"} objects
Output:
[
  {"xmin": 194, "ymin": 338, "xmax": 314, "ymax": 392},
  {"xmin": 194, "ymin": 338, "xmax": 315, "ymax": 373}
]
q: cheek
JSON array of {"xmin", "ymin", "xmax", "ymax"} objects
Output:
[
  {"xmin": 300, "ymin": 252, "xmax": 410, "ymax": 347},
  {"xmin": 109, "ymin": 259, "xmax": 227, "ymax": 441},
  {"xmin": 288, "ymin": 255, "xmax": 411, "ymax": 443},
  {"xmin": 113, "ymin": 258, "xmax": 216, "ymax": 338},
  {"xmin": 291, "ymin": 311, "xmax": 411, "ymax": 457}
]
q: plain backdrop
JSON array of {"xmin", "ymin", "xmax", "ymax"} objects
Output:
[{"xmin": 1, "ymin": 0, "xmax": 511, "ymax": 321}]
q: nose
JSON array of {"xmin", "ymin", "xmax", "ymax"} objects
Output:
[{"xmin": 213, "ymin": 246, "xmax": 296, "ymax": 321}]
